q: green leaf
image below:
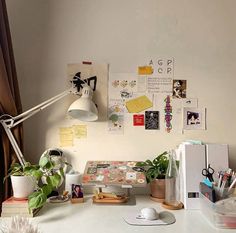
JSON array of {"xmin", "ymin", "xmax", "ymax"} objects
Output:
[
  {"xmin": 48, "ymin": 173, "xmax": 61, "ymax": 188},
  {"xmin": 39, "ymin": 156, "xmax": 49, "ymax": 168},
  {"xmin": 145, "ymin": 160, "xmax": 153, "ymax": 167},
  {"xmin": 31, "ymin": 170, "xmax": 43, "ymax": 180},
  {"xmin": 41, "ymin": 184, "xmax": 52, "ymax": 196},
  {"xmin": 136, "ymin": 162, "xmax": 147, "ymax": 167},
  {"xmin": 28, "ymin": 191, "xmax": 47, "ymax": 210}
]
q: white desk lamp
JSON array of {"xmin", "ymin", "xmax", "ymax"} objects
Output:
[{"xmin": 0, "ymin": 73, "xmax": 98, "ymax": 166}]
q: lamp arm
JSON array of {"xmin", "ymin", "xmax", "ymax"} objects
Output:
[
  {"xmin": 12, "ymin": 88, "xmax": 74, "ymax": 126},
  {"xmin": 0, "ymin": 87, "xmax": 74, "ymax": 166}
]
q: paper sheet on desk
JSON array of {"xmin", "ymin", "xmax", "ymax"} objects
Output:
[{"xmin": 123, "ymin": 211, "xmax": 176, "ymax": 226}]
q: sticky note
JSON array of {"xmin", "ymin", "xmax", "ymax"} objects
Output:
[
  {"xmin": 73, "ymin": 125, "xmax": 87, "ymax": 139},
  {"xmin": 59, "ymin": 127, "xmax": 74, "ymax": 147},
  {"xmin": 138, "ymin": 66, "xmax": 153, "ymax": 75},
  {"xmin": 126, "ymin": 95, "xmax": 153, "ymax": 113}
]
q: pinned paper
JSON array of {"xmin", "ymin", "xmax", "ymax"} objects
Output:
[
  {"xmin": 138, "ymin": 66, "xmax": 153, "ymax": 75},
  {"xmin": 133, "ymin": 114, "xmax": 144, "ymax": 126},
  {"xmin": 183, "ymin": 108, "xmax": 206, "ymax": 130},
  {"xmin": 73, "ymin": 125, "xmax": 87, "ymax": 139},
  {"xmin": 173, "ymin": 80, "xmax": 187, "ymax": 99},
  {"xmin": 145, "ymin": 111, "xmax": 159, "ymax": 130},
  {"xmin": 59, "ymin": 127, "xmax": 73, "ymax": 147},
  {"xmin": 164, "ymin": 96, "xmax": 172, "ymax": 133},
  {"xmin": 126, "ymin": 95, "xmax": 153, "ymax": 113}
]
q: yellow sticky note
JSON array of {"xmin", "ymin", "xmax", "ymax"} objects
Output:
[
  {"xmin": 138, "ymin": 66, "xmax": 153, "ymax": 75},
  {"xmin": 126, "ymin": 95, "xmax": 153, "ymax": 113},
  {"xmin": 73, "ymin": 125, "xmax": 87, "ymax": 139},
  {"xmin": 59, "ymin": 127, "xmax": 74, "ymax": 147}
]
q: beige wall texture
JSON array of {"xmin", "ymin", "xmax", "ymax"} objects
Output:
[{"xmin": 6, "ymin": 0, "xmax": 236, "ymax": 172}]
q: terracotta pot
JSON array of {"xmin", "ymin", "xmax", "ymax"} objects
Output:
[{"xmin": 150, "ymin": 179, "xmax": 165, "ymax": 199}]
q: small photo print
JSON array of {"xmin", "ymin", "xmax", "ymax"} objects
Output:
[
  {"xmin": 187, "ymin": 111, "xmax": 200, "ymax": 125},
  {"xmin": 145, "ymin": 111, "xmax": 159, "ymax": 130},
  {"xmin": 71, "ymin": 184, "xmax": 83, "ymax": 198},
  {"xmin": 173, "ymin": 80, "xmax": 187, "ymax": 99},
  {"xmin": 183, "ymin": 108, "xmax": 206, "ymax": 130}
]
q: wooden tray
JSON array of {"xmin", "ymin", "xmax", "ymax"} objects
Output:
[{"xmin": 92, "ymin": 196, "xmax": 128, "ymax": 203}]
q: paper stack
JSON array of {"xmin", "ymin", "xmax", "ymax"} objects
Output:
[{"xmin": 1, "ymin": 197, "xmax": 41, "ymax": 217}]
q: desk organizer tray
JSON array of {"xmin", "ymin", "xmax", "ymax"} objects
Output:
[{"xmin": 200, "ymin": 191, "xmax": 236, "ymax": 229}]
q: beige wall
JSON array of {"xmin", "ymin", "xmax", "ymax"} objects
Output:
[{"xmin": 6, "ymin": 0, "xmax": 236, "ymax": 172}]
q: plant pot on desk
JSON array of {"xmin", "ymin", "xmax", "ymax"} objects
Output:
[
  {"xmin": 150, "ymin": 179, "xmax": 165, "ymax": 201},
  {"xmin": 11, "ymin": 175, "xmax": 35, "ymax": 199}
]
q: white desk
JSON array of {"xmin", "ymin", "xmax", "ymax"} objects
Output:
[{"xmin": 2, "ymin": 195, "xmax": 232, "ymax": 233}]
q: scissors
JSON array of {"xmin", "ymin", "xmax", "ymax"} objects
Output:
[{"xmin": 202, "ymin": 164, "xmax": 214, "ymax": 182}]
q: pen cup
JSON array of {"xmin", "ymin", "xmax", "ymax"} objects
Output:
[{"xmin": 200, "ymin": 189, "xmax": 236, "ymax": 229}]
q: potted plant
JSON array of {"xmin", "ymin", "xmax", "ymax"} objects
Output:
[
  {"xmin": 136, "ymin": 151, "xmax": 169, "ymax": 200},
  {"xmin": 4, "ymin": 162, "xmax": 40, "ymax": 199},
  {"xmin": 5, "ymin": 150, "xmax": 69, "ymax": 210}
]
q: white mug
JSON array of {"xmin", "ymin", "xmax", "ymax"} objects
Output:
[{"xmin": 65, "ymin": 172, "xmax": 80, "ymax": 195}]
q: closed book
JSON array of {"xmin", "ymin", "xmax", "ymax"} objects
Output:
[
  {"xmin": 1, "ymin": 207, "xmax": 41, "ymax": 218},
  {"xmin": 1, "ymin": 207, "xmax": 31, "ymax": 214},
  {"xmin": 2, "ymin": 197, "xmax": 28, "ymax": 208}
]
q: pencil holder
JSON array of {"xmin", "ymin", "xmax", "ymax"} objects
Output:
[{"xmin": 200, "ymin": 189, "xmax": 236, "ymax": 229}]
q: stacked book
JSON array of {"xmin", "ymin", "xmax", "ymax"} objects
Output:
[{"xmin": 1, "ymin": 197, "xmax": 41, "ymax": 217}]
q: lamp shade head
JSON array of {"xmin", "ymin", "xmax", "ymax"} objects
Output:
[{"xmin": 67, "ymin": 86, "xmax": 98, "ymax": 121}]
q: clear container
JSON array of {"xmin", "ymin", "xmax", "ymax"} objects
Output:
[
  {"xmin": 165, "ymin": 150, "xmax": 181, "ymax": 207},
  {"xmin": 200, "ymin": 190, "xmax": 236, "ymax": 229}
]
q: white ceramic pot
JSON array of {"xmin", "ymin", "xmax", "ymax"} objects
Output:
[{"xmin": 11, "ymin": 175, "xmax": 35, "ymax": 199}]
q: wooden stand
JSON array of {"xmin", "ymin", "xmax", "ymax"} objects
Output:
[
  {"xmin": 92, "ymin": 196, "xmax": 128, "ymax": 204},
  {"xmin": 71, "ymin": 197, "xmax": 84, "ymax": 204},
  {"xmin": 162, "ymin": 201, "xmax": 184, "ymax": 210}
]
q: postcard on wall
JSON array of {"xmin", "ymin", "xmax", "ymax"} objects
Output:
[
  {"xmin": 133, "ymin": 114, "xmax": 144, "ymax": 126},
  {"xmin": 172, "ymin": 80, "xmax": 187, "ymax": 99},
  {"xmin": 109, "ymin": 73, "xmax": 137, "ymax": 100},
  {"xmin": 108, "ymin": 99, "xmax": 124, "ymax": 134},
  {"xmin": 67, "ymin": 63, "xmax": 108, "ymax": 121},
  {"xmin": 145, "ymin": 111, "xmax": 159, "ymax": 130},
  {"xmin": 183, "ymin": 107, "xmax": 206, "ymax": 130}
]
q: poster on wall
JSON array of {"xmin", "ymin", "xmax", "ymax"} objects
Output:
[
  {"xmin": 67, "ymin": 63, "xmax": 108, "ymax": 121},
  {"xmin": 183, "ymin": 107, "xmax": 206, "ymax": 130},
  {"xmin": 139, "ymin": 58, "xmax": 174, "ymax": 77}
]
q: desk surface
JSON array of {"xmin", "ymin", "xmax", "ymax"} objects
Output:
[{"xmin": 1, "ymin": 195, "xmax": 232, "ymax": 233}]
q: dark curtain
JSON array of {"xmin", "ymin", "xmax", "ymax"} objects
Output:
[{"xmin": 0, "ymin": 0, "xmax": 23, "ymax": 207}]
